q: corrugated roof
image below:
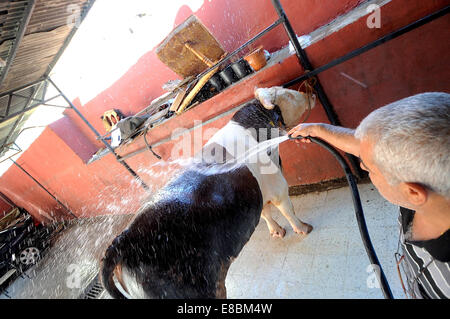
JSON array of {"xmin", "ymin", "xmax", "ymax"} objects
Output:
[{"xmin": 0, "ymin": 0, "xmax": 94, "ymax": 157}]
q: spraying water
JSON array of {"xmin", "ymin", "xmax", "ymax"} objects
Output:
[
  {"xmin": 165, "ymin": 133, "xmax": 291, "ymax": 178},
  {"xmin": 2, "ymin": 130, "xmax": 294, "ymax": 298},
  {"xmin": 234, "ymin": 135, "xmax": 289, "ymax": 164}
]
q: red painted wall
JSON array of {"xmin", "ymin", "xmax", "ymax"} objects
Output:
[
  {"xmin": 62, "ymin": 0, "xmax": 366, "ymax": 148},
  {"xmin": 0, "ymin": 127, "xmax": 146, "ymax": 222},
  {"xmin": 0, "ymin": 0, "xmax": 448, "ymax": 222}
]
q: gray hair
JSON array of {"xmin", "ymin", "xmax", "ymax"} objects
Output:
[{"xmin": 355, "ymin": 92, "xmax": 450, "ymax": 197}]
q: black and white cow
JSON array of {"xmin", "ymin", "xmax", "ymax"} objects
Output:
[{"xmin": 100, "ymin": 86, "xmax": 315, "ymax": 298}]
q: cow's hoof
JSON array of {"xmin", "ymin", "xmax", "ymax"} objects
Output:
[
  {"xmin": 294, "ymin": 223, "xmax": 313, "ymax": 235},
  {"xmin": 304, "ymin": 223, "xmax": 313, "ymax": 234},
  {"xmin": 270, "ymin": 228, "xmax": 286, "ymax": 238}
]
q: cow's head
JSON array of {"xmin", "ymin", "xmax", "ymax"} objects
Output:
[{"xmin": 254, "ymin": 86, "xmax": 316, "ymax": 128}]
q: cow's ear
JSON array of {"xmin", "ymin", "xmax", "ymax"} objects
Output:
[{"xmin": 255, "ymin": 88, "xmax": 275, "ymax": 110}]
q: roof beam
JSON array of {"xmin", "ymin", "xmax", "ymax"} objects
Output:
[
  {"xmin": 0, "ymin": 91, "xmax": 62, "ymax": 124},
  {"xmin": 0, "ymin": 0, "xmax": 36, "ymax": 89},
  {"xmin": 1, "ymin": 85, "xmax": 37, "ymax": 153}
]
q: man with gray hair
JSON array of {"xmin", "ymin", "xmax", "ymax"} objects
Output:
[{"xmin": 288, "ymin": 92, "xmax": 449, "ymax": 298}]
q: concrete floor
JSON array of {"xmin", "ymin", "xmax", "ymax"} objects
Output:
[
  {"xmin": 0, "ymin": 214, "xmax": 133, "ymax": 299},
  {"xmin": 0, "ymin": 182, "xmax": 405, "ymax": 299},
  {"xmin": 226, "ymin": 182, "xmax": 405, "ymax": 299}
]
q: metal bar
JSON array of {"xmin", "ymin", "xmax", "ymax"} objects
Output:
[
  {"xmin": 118, "ymin": 102, "xmax": 246, "ymax": 162},
  {"xmin": 2, "ymin": 86, "xmax": 36, "ymax": 149},
  {"xmin": 0, "ymin": 0, "xmax": 36, "ymax": 88},
  {"xmin": 11, "ymin": 93, "xmax": 45, "ymax": 102},
  {"xmin": 3, "ymin": 94, "xmax": 12, "ymax": 118},
  {"xmin": 10, "ymin": 160, "xmax": 77, "ymax": 219},
  {"xmin": 195, "ymin": 18, "xmax": 283, "ymax": 80},
  {"xmin": 272, "ymin": 0, "xmax": 337, "ymax": 120},
  {"xmin": 4, "ymin": 142, "xmax": 21, "ymax": 152},
  {"xmin": 1, "ymin": 140, "xmax": 22, "ymax": 153},
  {"xmin": 39, "ymin": 103, "xmax": 71, "ymax": 109},
  {"xmin": 0, "ymin": 148, "xmax": 22, "ymax": 163},
  {"xmin": 0, "ymin": 143, "xmax": 22, "ymax": 164},
  {"xmin": 95, "ymin": 125, "xmax": 120, "ymax": 140},
  {"xmin": 272, "ymin": 0, "xmax": 313, "ymax": 70},
  {"xmin": 93, "ymin": 102, "xmax": 245, "ymax": 164},
  {"xmin": 41, "ymin": 79, "xmax": 49, "ymax": 104},
  {"xmin": 272, "ymin": 0, "xmax": 363, "ymax": 178},
  {"xmin": 0, "ymin": 80, "xmax": 48, "ymax": 154},
  {"xmin": 116, "ymin": 146, "xmax": 147, "ymax": 163},
  {"xmin": 134, "ymin": 89, "xmax": 179, "ymax": 118},
  {"xmin": 7, "ymin": 93, "xmax": 68, "ymax": 109},
  {"xmin": 95, "ymin": 126, "xmax": 119, "ymax": 140},
  {"xmin": 1, "ymin": 127, "xmax": 44, "ymax": 159},
  {"xmin": 0, "ymin": 78, "xmax": 45, "ymax": 99},
  {"xmin": 283, "ymin": 5, "xmax": 450, "ymax": 88},
  {"xmin": 0, "ymin": 93, "xmax": 62, "ymax": 123},
  {"xmin": 47, "ymin": 78, "xmax": 149, "ymax": 191}
]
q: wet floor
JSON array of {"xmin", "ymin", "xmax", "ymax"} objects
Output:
[
  {"xmin": 226, "ymin": 182, "xmax": 405, "ymax": 299},
  {"xmin": 0, "ymin": 182, "xmax": 405, "ymax": 299},
  {"xmin": 0, "ymin": 214, "xmax": 133, "ymax": 299}
]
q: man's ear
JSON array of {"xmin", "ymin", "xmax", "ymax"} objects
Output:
[{"xmin": 400, "ymin": 182, "xmax": 428, "ymax": 206}]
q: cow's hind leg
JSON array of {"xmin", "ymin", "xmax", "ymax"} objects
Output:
[{"xmin": 261, "ymin": 203, "xmax": 286, "ymax": 238}]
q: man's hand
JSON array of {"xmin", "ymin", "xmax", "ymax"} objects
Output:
[
  {"xmin": 288, "ymin": 123, "xmax": 360, "ymax": 156},
  {"xmin": 288, "ymin": 123, "xmax": 322, "ymax": 144}
]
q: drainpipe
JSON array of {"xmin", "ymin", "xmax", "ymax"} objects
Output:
[{"xmin": 271, "ymin": 0, "xmax": 364, "ymax": 178}]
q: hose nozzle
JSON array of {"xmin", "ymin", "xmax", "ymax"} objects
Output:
[{"xmin": 288, "ymin": 133, "xmax": 308, "ymax": 140}]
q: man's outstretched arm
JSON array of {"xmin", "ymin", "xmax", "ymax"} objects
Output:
[{"xmin": 288, "ymin": 123, "xmax": 360, "ymax": 157}]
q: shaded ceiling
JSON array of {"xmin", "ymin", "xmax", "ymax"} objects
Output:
[{"xmin": 0, "ymin": 0, "xmax": 95, "ymax": 158}]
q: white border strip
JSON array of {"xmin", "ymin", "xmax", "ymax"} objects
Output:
[{"xmin": 270, "ymin": 0, "xmax": 392, "ymax": 63}]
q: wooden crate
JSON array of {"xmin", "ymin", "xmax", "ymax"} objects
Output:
[{"xmin": 156, "ymin": 15, "xmax": 226, "ymax": 78}]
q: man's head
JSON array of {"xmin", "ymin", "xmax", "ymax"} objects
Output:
[{"xmin": 355, "ymin": 92, "xmax": 450, "ymax": 209}]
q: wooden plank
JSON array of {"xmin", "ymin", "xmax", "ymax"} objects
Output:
[
  {"xmin": 156, "ymin": 15, "xmax": 226, "ymax": 78},
  {"xmin": 0, "ymin": 25, "xmax": 71, "ymax": 92}
]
